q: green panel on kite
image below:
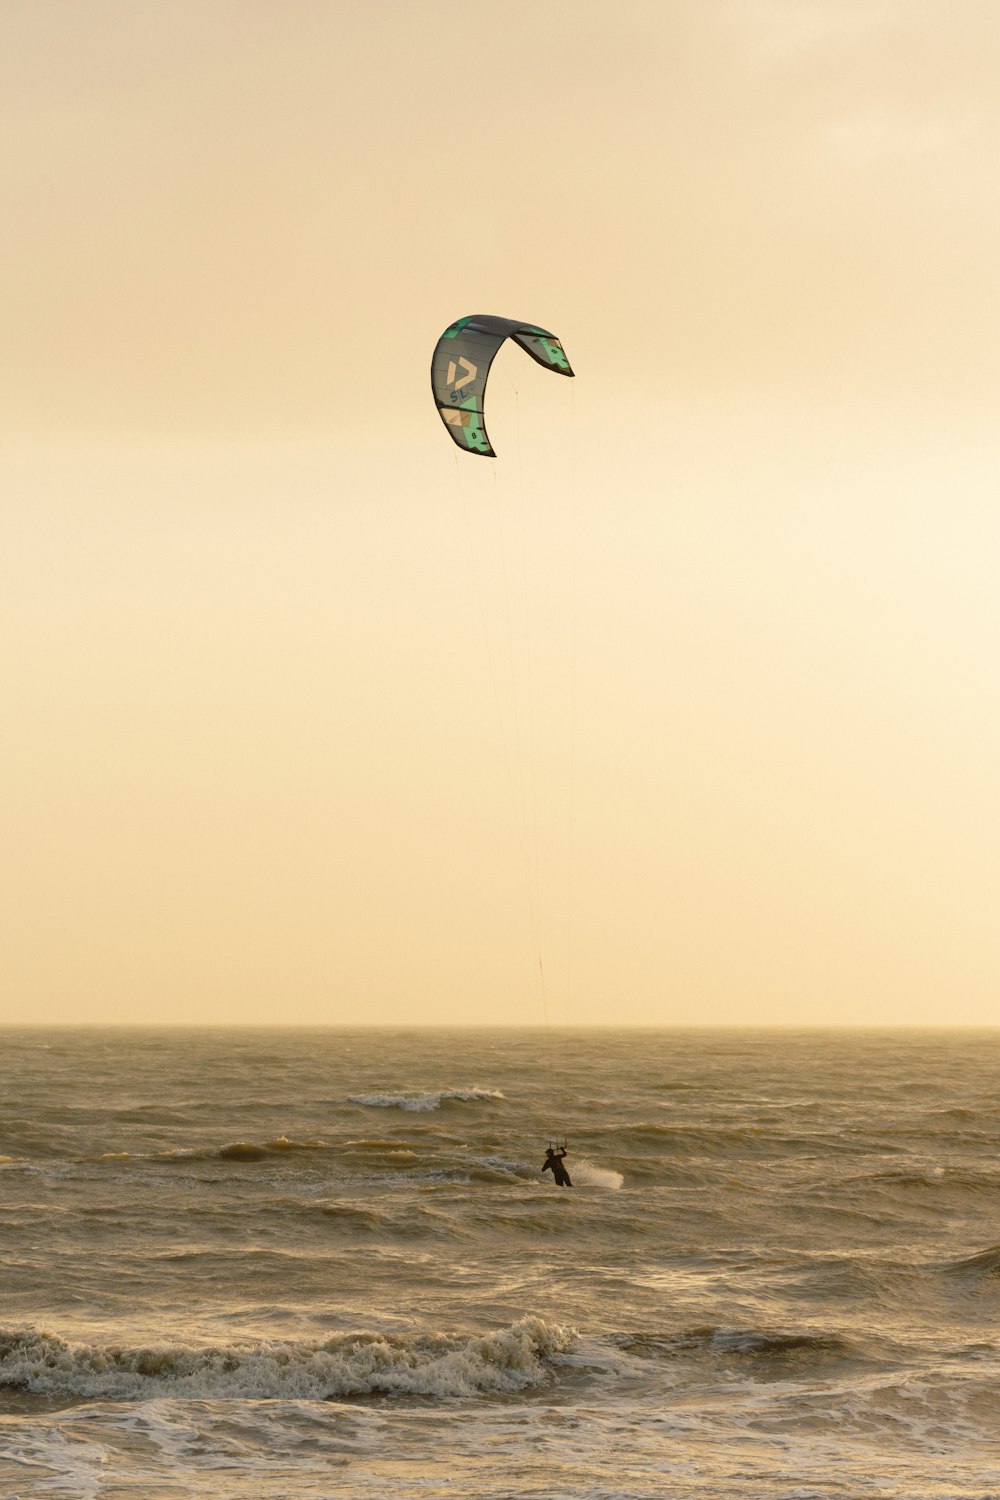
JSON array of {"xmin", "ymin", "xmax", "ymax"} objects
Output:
[{"xmin": 431, "ymin": 315, "xmax": 574, "ymax": 457}]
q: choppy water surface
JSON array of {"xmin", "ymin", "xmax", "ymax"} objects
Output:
[{"xmin": 2, "ymin": 1027, "xmax": 1000, "ymax": 1498}]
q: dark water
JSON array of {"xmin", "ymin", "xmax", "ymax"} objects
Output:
[{"xmin": 2, "ymin": 1027, "xmax": 1000, "ymax": 1497}]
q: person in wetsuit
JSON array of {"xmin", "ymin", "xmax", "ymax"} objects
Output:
[{"xmin": 542, "ymin": 1145, "xmax": 573, "ymax": 1187}]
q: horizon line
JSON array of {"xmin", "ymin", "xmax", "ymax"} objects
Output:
[{"xmin": 3, "ymin": 1021, "xmax": 1000, "ymax": 1032}]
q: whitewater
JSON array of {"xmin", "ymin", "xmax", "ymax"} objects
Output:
[{"xmin": 2, "ymin": 1026, "xmax": 1000, "ymax": 1498}]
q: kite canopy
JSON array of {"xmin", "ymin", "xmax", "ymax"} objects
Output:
[{"xmin": 431, "ymin": 315, "xmax": 574, "ymax": 457}]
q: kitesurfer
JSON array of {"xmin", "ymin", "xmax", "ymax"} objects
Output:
[{"xmin": 542, "ymin": 1145, "xmax": 572, "ymax": 1187}]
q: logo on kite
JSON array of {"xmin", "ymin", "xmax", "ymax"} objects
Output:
[
  {"xmin": 431, "ymin": 314, "xmax": 574, "ymax": 457},
  {"xmin": 446, "ymin": 357, "xmax": 477, "ymax": 393}
]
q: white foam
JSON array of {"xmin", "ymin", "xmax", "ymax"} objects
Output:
[
  {"xmin": 572, "ymin": 1160, "xmax": 624, "ymax": 1190},
  {"xmin": 347, "ymin": 1088, "xmax": 504, "ymax": 1112},
  {"xmin": 0, "ymin": 1316, "xmax": 573, "ymax": 1402}
]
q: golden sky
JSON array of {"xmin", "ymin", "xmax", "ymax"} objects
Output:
[{"xmin": 2, "ymin": 1, "xmax": 999, "ymax": 1025}]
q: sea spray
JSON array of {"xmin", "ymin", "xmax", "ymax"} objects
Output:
[{"xmin": 572, "ymin": 1160, "xmax": 624, "ymax": 1190}]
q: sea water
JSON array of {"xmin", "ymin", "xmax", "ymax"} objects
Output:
[{"xmin": 2, "ymin": 1027, "xmax": 999, "ymax": 1498}]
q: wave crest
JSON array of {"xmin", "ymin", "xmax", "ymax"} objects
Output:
[{"xmin": 347, "ymin": 1089, "xmax": 505, "ymax": 1112}]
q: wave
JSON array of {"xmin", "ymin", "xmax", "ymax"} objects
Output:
[
  {"xmin": 92, "ymin": 1137, "xmax": 331, "ymax": 1166},
  {"xmin": 344, "ymin": 1137, "xmax": 412, "ymax": 1149},
  {"xmin": 342, "ymin": 1138, "xmax": 421, "ymax": 1165},
  {"xmin": 264, "ymin": 1135, "xmax": 329, "ymax": 1152},
  {"xmin": 620, "ymin": 1324, "xmax": 871, "ymax": 1377},
  {"xmin": 835, "ymin": 1167, "xmax": 1000, "ymax": 1198},
  {"xmin": 943, "ymin": 1245, "xmax": 1000, "ymax": 1280},
  {"xmin": 610, "ymin": 1123, "xmax": 822, "ymax": 1155},
  {"xmin": 711, "ymin": 1327, "xmax": 859, "ymax": 1362},
  {"xmin": 216, "ymin": 1137, "xmax": 329, "ymax": 1162},
  {"xmin": 776, "ymin": 1253, "xmax": 930, "ymax": 1308},
  {"xmin": 317, "ymin": 1202, "xmax": 388, "ymax": 1230},
  {"xmin": 217, "ymin": 1142, "xmax": 271, "ymax": 1162},
  {"xmin": 0, "ymin": 1317, "xmax": 573, "ymax": 1402},
  {"xmin": 347, "ymin": 1089, "xmax": 505, "ymax": 1112}
]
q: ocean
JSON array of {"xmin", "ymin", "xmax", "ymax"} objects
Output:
[{"xmin": 2, "ymin": 1026, "xmax": 999, "ymax": 1498}]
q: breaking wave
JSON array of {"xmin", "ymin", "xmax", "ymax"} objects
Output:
[
  {"xmin": 347, "ymin": 1089, "xmax": 505, "ymax": 1112},
  {"xmin": 0, "ymin": 1317, "xmax": 573, "ymax": 1402}
]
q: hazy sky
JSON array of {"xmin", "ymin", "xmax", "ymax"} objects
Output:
[{"xmin": 3, "ymin": 1, "xmax": 999, "ymax": 1026}]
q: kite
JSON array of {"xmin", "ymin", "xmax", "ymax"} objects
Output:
[{"xmin": 431, "ymin": 315, "xmax": 574, "ymax": 457}]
